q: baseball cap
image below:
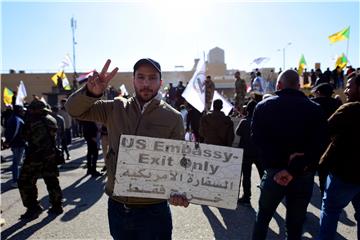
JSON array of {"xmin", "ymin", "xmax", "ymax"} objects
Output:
[{"xmin": 133, "ymin": 58, "xmax": 161, "ymax": 77}]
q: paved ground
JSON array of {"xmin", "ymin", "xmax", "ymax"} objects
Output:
[{"xmin": 1, "ymin": 137, "xmax": 357, "ymax": 239}]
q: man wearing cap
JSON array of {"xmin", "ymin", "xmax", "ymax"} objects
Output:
[
  {"xmin": 65, "ymin": 59, "xmax": 188, "ymax": 239},
  {"xmin": 251, "ymin": 69, "xmax": 327, "ymax": 240},
  {"xmin": 18, "ymin": 99, "xmax": 63, "ymax": 219},
  {"xmin": 318, "ymin": 73, "xmax": 360, "ymax": 240}
]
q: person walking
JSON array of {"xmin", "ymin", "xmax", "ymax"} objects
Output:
[{"xmin": 18, "ymin": 100, "xmax": 63, "ymax": 220}]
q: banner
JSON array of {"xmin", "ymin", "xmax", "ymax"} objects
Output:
[
  {"xmin": 113, "ymin": 135, "xmax": 243, "ymax": 210},
  {"xmin": 182, "ymin": 60, "xmax": 206, "ymax": 112},
  {"xmin": 210, "ymin": 90, "xmax": 234, "ymax": 116},
  {"xmin": 15, "ymin": 81, "xmax": 27, "ymax": 106}
]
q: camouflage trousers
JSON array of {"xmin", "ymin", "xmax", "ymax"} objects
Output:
[
  {"xmin": 235, "ymin": 94, "xmax": 246, "ymax": 113},
  {"xmin": 18, "ymin": 156, "xmax": 63, "ymax": 209}
]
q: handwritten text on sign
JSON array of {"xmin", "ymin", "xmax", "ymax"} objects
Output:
[{"xmin": 113, "ymin": 135, "xmax": 243, "ymax": 209}]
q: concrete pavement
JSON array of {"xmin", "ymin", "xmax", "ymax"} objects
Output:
[{"xmin": 1, "ymin": 137, "xmax": 356, "ymax": 239}]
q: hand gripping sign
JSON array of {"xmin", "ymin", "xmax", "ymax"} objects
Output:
[{"xmin": 113, "ymin": 135, "xmax": 243, "ymax": 209}]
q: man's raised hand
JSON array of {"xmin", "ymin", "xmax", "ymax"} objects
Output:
[{"xmin": 87, "ymin": 59, "xmax": 119, "ymax": 96}]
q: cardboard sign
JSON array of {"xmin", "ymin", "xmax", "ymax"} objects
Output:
[{"xmin": 113, "ymin": 135, "xmax": 243, "ymax": 209}]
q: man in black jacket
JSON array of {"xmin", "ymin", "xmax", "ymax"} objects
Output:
[
  {"xmin": 251, "ymin": 69, "xmax": 327, "ymax": 240},
  {"xmin": 236, "ymin": 100, "xmax": 264, "ymax": 206}
]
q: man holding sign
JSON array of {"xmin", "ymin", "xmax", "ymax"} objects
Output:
[{"xmin": 66, "ymin": 58, "xmax": 188, "ymax": 239}]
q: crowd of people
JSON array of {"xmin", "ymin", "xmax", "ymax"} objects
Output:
[{"xmin": 1, "ymin": 57, "xmax": 360, "ymax": 239}]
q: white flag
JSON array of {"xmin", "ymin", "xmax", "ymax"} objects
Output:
[
  {"xmin": 210, "ymin": 90, "xmax": 234, "ymax": 116},
  {"xmin": 59, "ymin": 54, "xmax": 72, "ymax": 69},
  {"xmin": 119, "ymin": 84, "xmax": 128, "ymax": 96},
  {"xmin": 181, "ymin": 59, "xmax": 206, "ymax": 112},
  {"xmin": 15, "ymin": 81, "xmax": 27, "ymax": 106},
  {"xmin": 62, "ymin": 74, "xmax": 71, "ymax": 90},
  {"xmin": 251, "ymin": 57, "xmax": 270, "ymax": 65}
]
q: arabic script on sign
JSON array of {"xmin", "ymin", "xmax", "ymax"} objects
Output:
[{"xmin": 113, "ymin": 135, "xmax": 243, "ymax": 209}]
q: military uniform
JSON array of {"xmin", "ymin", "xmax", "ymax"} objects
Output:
[
  {"xmin": 18, "ymin": 100, "xmax": 63, "ymax": 219},
  {"xmin": 235, "ymin": 78, "xmax": 247, "ymax": 113},
  {"xmin": 205, "ymin": 78, "xmax": 215, "ymax": 112}
]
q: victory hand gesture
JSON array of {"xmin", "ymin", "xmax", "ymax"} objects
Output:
[{"xmin": 87, "ymin": 59, "xmax": 119, "ymax": 96}]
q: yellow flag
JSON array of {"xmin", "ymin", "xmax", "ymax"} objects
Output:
[
  {"xmin": 298, "ymin": 54, "xmax": 307, "ymax": 76},
  {"xmin": 3, "ymin": 87, "xmax": 14, "ymax": 106},
  {"xmin": 328, "ymin": 26, "xmax": 350, "ymax": 43},
  {"xmin": 51, "ymin": 71, "xmax": 65, "ymax": 86},
  {"xmin": 335, "ymin": 54, "xmax": 348, "ymax": 70}
]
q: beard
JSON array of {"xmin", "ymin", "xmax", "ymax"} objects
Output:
[{"xmin": 135, "ymin": 87, "xmax": 157, "ymax": 103}]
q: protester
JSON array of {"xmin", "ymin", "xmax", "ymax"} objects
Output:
[
  {"xmin": 311, "ymin": 82, "xmax": 342, "ymax": 197},
  {"xmin": 236, "ymin": 100, "xmax": 264, "ymax": 206},
  {"xmin": 234, "ymin": 71, "xmax": 247, "ymax": 114},
  {"xmin": 175, "ymin": 81, "xmax": 186, "ymax": 110},
  {"xmin": 58, "ymin": 99, "xmax": 72, "ymax": 160},
  {"xmin": 252, "ymin": 72, "xmax": 265, "ymax": 94},
  {"xmin": 318, "ymin": 73, "xmax": 360, "ymax": 240},
  {"xmin": 82, "ymin": 120, "xmax": 101, "ymax": 176},
  {"xmin": 204, "ymin": 75, "xmax": 215, "ymax": 112},
  {"xmin": 186, "ymin": 104, "xmax": 202, "ymax": 142},
  {"xmin": 199, "ymin": 99, "xmax": 234, "ymax": 147},
  {"xmin": 18, "ymin": 100, "xmax": 63, "ymax": 219},
  {"xmin": 65, "ymin": 58, "xmax": 189, "ymax": 239},
  {"xmin": 3, "ymin": 105, "xmax": 26, "ymax": 188},
  {"xmin": 179, "ymin": 104, "xmax": 188, "ymax": 129},
  {"xmin": 100, "ymin": 125, "xmax": 108, "ymax": 172},
  {"xmin": 251, "ymin": 69, "xmax": 327, "ymax": 239},
  {"xmin": 50, "ymin": 106, "xmax": 65, "ymax": 149}
]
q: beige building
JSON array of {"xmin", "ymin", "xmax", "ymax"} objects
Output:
[{"xmin": 1, "ymin": 47, "xmax": 280, "ymax": 109}]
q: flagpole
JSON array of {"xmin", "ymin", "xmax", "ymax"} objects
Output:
[
  {"xmin": 346, "ymin": 38, "xmax": 349, "ymax": 64},
  {"xmin": 71, "ymin": 17, "xmax": 77, "ymax": 75}
]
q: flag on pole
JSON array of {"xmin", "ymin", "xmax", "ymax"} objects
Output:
[
  {"xmin": 76, "ymin": 70, "xmax": 95, "ymax": 83},
  {"xmin": 3, "ymin": 87, "xmax": 14, "ymax": 106},
  {"xmin": 181, "ymin": 59, "xmax": 206, "ymax": 112},
  {"xmin": 59, "ymin": 54, "xmax": 72, "ymax": 69},
  {"xmin": 328, "ymin": 26, "xmax": 350, "ymax": 43},
  {"xmin": 15, "ymin": 81, "xmax": 27, "ymax": 106},
  {"xmin": 298, "ymin": 54, "xmax": 307, "ymax": 76},
  {"xmin": 210, "ymin": 90, "xmax": 234, "ymax": 116},
  {"xmin": 51, "ymin": 70, "xmax": 71, "ymax": 90},
  {"xmin": 251, "ymin": 57, "xmax": 270, "ymax": 65},
  {"xmin": 335, "ymin": 53, "xmax": 348, "ymax": 70}
]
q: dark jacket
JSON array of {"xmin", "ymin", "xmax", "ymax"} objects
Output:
[
  {"xmin": 251, "ymin": 88, "xmax": 327, "ymax": 176},
  {"xmin": 312, "ymin": 96, "xmax": 341, "ymax": 120},
  {"xmin": 236, "ymin": 116, "xmax": 258, "ymax": 158},
  {"xmin": 4, "ymin": 113, "xmax": 26, "ymax": 148},
  {"xmin": 199, "ymin": 110, "xmax": 234, "ymax": 147},
  {"xmin": 320, "ymin": 102, "xmax": 360, "ymax": 184}
]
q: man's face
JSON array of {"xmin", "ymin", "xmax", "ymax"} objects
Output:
[
  {"xmin": 344, "ymin": 78, "xmax": 360, "ymax": 102},
  {"xmin": 133, "ymin": 64, "xmax": 162, "ymax": 102},
  {"xmin": 234, "ymin": 72, "xmax": 240, "ymax": 79}
]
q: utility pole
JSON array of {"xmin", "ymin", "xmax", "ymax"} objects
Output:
[
  {"xmin": 71, "ymin": 17, "xmax": 77, "ymax": 75},
  {"xmin": 278, "ymin": 42, "xmax": 292, "ymax": 70}
]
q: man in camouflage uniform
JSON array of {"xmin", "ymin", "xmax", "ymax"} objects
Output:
[
  {"xmin": 234, "ymin": 71, "xmax": 247, "ymax": 114},
  {"xmin": 18, "ymin": 100, "xmax": 63, "ymax": 220},
  {"xmin": 205, "ymin": 75, "xmax": 215, "ymax": 112}
]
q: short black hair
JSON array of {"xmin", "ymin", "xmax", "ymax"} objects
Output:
[{"xmin": 213, "ymin": 99, "xmax": 223, "ymax": 110}]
